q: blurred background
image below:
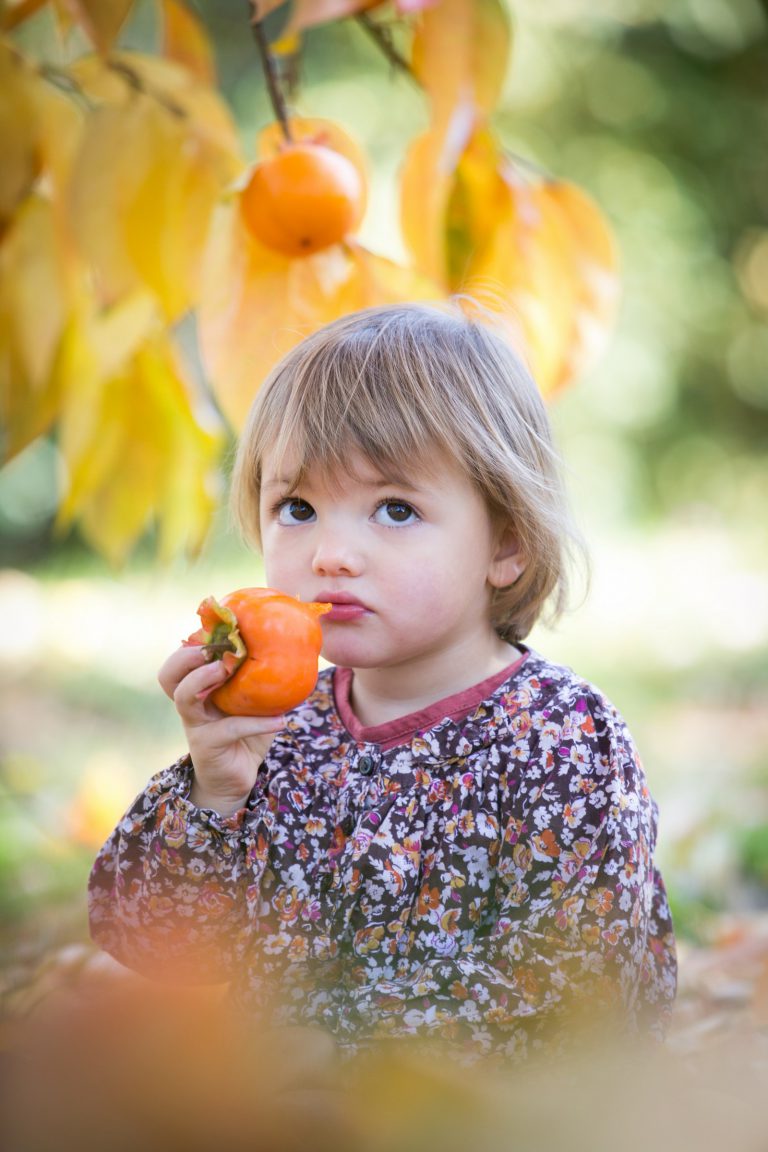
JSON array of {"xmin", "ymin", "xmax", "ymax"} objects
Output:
[{"xmin": 1, "ymin": 0, "xmax": 767, "ymax": 986}]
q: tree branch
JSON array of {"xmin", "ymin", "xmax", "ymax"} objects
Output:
[{"xmin": 248, "ymin": 2, "xmax": 293, "ymax": 143}]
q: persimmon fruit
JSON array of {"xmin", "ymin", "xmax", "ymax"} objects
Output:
[
  {"xmin": 185, "ymin": 588, "xmax": 331, "ymax": 717},
  {"xmin": 239, "ymin": 142, "xmax": 365, "ymax": 257}
]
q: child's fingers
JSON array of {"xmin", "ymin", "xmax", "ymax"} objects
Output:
[
  {"xmin": 173, "ymin": 658, "xmax": 230, "ymax": 722},
  {"xmin": 207, "ymin": 713, "xmax": 287, "ymax": 748},
  {"xmin": 158, "ymin": 643, "xmax": 209, "ymax": 700}
]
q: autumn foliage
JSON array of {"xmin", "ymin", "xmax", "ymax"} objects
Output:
[{"xmin": 0, "ymin": 0, "xmax": 621, "ymax": 564}]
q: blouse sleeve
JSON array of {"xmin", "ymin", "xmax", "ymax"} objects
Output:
[
  {"xmin": 344, "ymin": 691, "xmax": 677, "ymax": 1057},
  {"xmin": 87, "ymin": 755, "xmax": 274, "ymax": 982}
]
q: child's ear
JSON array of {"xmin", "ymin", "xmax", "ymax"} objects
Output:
[{"xmin": 488, "ymin": 526, "xmax": 527, "ymax": 589}]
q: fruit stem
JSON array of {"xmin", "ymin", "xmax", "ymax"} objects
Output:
[
  {"xmin": 202, "ymin": 641, "xmax": 238, "ymax": 660},
  {"xmin": 249, "ymin": 5, "xmax": 293, "ymax": 144}
]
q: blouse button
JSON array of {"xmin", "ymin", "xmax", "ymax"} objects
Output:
[{"xmin": 358, "ymin": 754, "xmax": 375, "ymax": 776}]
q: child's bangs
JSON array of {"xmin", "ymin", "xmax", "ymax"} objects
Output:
[{"xmin": 257, "ymin": 352, "xmax": 457, "ymax": 491}]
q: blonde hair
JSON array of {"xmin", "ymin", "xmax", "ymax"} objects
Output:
[{"xmin": 231, "ymin": 301, "xmax": 586, "ymax": 641}]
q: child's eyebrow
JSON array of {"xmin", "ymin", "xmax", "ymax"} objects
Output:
[{"xmin": 262, "ymin": 474, "xmax": 430, "ymax": 494}]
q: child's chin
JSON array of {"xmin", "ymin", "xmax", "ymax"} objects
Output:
[{"xmin": 321, "ymin": 638, "xmax": 387, "ymax": 670}]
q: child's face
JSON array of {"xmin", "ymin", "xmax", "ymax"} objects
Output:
[{"xmin": 259, "ymin": 448, "xmax": 523, "ymax": 677}]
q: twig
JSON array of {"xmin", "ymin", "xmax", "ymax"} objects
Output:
[
  {"xmin": 248, "ymin": 2, "xmax": 293, "ymax": 143},
  {"xmin": 355, "ymin": 11, "xmax": 419, "ymax": 85}
]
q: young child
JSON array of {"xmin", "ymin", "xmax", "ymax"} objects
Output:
[{"xmin": 88, "ymin": 302, "xmax": 677, "ymax": 1062}]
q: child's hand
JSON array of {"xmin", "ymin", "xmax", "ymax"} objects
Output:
[{"xmin": 158, "ymin": 644, "xmax": 286, "ymax": 815}]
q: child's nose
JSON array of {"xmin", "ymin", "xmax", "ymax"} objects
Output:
[{"xmin": 311, "ymin": 528, "xmax": 363, "ymax": 578}]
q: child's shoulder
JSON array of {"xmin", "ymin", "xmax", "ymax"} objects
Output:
[{"xmin": 502, "ymin": 646, "xmax": 635, "ymax": 741}]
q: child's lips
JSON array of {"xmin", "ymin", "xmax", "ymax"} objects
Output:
[{"xmin": 316, "ymin": 593, "xmax": 371, "ymax": 622}]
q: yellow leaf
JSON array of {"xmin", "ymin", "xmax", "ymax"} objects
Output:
[
  {"xmin": 0, "ymin": 196, "xmax": 71, "ymax": 460},
  {"xmin": 411, "ymin": 0, "xmax": 512, "ymax": 126},
  {"xmin": 198, "ymin": 203, "xmax": 440, "ymax": 431},
  {"xmin": 56, "ymin": 307, "xmax": 223, "ymax": 565},
  {"xmin": 69, "ymin": 92, "xmax": 230, "ymax": 319},
  {"xmin": 57, "ymin": 0, "xmax": 134, "ymax": 54},
  {"xmin": 444, "ymin": 125, "xmax": 510, "ymax": 290},
  {"xmin": 140, "ymin": 339, "xmax": 223, "ymax": 562},
  {"xmin": 293, "ymin": 240, "xmax": 441, "ymax": 323},
  {"xmin": 401, "ymin": 117, "xmax": 509, "ymax": 289},
  {"xmin": 0, "ymin": 41, "xmax": 84, "ymax": 219},
  {"xmin": 54, "ymin": 294, "xmax": 160, "ymax": 522},
  {"xmin": 540, "ymin": 180, "xmax": 621, "ymax": 390},
  {"xmin": 0, "ymin": 43, "xmax": 41, "ymax": 225},
  {"xmin": 467, "ymin": 170, "xmax": 580, "ymax": 396},
  {"xmin": 161, "ymin": 0, "xmax": 216, "ymax": 86},
  {"xmin": 71, "ymin": 52, "xmax": 242, "ymax": 164}
]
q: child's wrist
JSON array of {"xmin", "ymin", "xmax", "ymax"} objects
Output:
[{"xmin": 188, "ymin": 776, "xmax": 252, "ymax": 815}]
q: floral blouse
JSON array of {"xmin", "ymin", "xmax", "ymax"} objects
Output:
[{"xmin": 88, "ymin": 648, "xmax": 677, "ymax": 1061}]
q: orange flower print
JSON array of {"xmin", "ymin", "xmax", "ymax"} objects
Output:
[
  {"xmin": 581, "ymin": 922, "xmax": 601, "ymax": 947},
  {"xmin": 512, "ymin": 841, "xmax": 532, "ymax": 873},
  {"xmin": 563, "ymin": 800, "xmax": 586, "ymax": 829},
  {"xmin": 601, "ymin": 921, "xmax": 628, "ymax": 947},
  {"xmin": 288, "ymin": 935, "xmax": 309, "ymax": 961},
  {"xmin": 586, "ymin": 886, "xmax": 615, "ymax": 915},
  {"xmin": 160, "ymin": 809, "xmax": 187, "ymax": 849},
  {"xmin": 555, "ymin": 894, "xmax": 583, "ymax": 931},
  {"xmin": 504, "ymin": 816, "xmax": 524, "ymax": 844},
  {"xmin": 148, "ymin": 895, "xmax": 174, "ymax": 918},
  {"xmin": 159, "ymin": 848, "xmax": 185, "ymax": 876},
  {"xmin": 440, "ymin": 907, "xmax": 461, "ymax": 935},
  {"xmin": 512, "ymin": 967, "xmax": 540, "ymax": 1005},
  {"xmin": 514, "ymin": 711, "xmax": 532, "ymax": 736},
  {"xmin": 417, "ymin": 885, "xmax": 441, "ymax": 916},
  {"xmin": 459, "ymin": 810, "xmax": 475, "ymax": 835},
  {"xmin": 532, "ymin": 829, "xmax": 561, "ymax": 859},
  {"xmin": 275, "ymin": 887, "xmax": 302, "ymax": 925},
  {"xmin": 449, "ymin": 981, "xmax": 469, "ymax": 1000},
  {"xmin": 199, "ymin": 883, "xmax": 233, "ymax": 918},
  {"xmin": 354, "ymin": 924, "xmax": 385, "ymax": 955}
]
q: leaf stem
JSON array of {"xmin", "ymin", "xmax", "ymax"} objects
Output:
[
  {"xmin": 249, "ymin": 3, "xmax": 293, "ymax": 143},
  {"xmin": 107, "ymin": 58, "xmax": 186, "ymax": 118},
  {"xmin": 37, "ymin": 62, "xmax": 96, "ymax": 109}
]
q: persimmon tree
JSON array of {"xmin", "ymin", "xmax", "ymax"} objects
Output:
[{"xmin": 0, "ymin": 0, "xmax": 620, "ymax": 565}]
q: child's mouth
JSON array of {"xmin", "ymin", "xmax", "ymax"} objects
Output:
[{"xmin": 316, "ymin": 593, "xmax": 370, "ymax": 622}]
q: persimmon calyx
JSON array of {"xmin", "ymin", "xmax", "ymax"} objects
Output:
[{"xmin": 184, "ymin": 595, "xmax": 247, "ymax": 676}]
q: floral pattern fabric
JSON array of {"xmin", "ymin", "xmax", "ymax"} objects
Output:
[{"xmin": 88, "ymin": 649, "xmax": 677, "ymax": 1060}]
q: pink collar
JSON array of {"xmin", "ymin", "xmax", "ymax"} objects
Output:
[{"xmin": 332, "ymin": 650, "xmax": 528, "ymax": 751}]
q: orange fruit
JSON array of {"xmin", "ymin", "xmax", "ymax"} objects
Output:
[
  {"xmin": 239, "ymin": 142, "xmax": 365, "ymax": 257},
  {"xmin": 185, "ymin": 588, "xmax": 331, "ymax": 716}
]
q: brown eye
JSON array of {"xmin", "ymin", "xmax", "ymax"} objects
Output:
[
  {"xmin": 373, "ymin": 500, "xmax": 418, "ymax": 525},
  {"xmin": 277, "ymin": 498, "xmax": 315, "ymax": 524}
]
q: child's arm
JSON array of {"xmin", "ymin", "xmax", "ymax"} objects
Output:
[
  {"xmin": 343, "ymin": 692, "xmax": 677, "ymax": 1056},
  {"xmin": 87, "ymin": 643, "xmax": 285, "ymax": 980},
  {"xmin": 158, "ymin": 643, "xmax": 286, "ymax": 814}
]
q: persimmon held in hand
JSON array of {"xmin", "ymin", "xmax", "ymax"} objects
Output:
[
  {"xmin": 184, "ymin": 588, "xmax": 331, "ymax": 716},
  {"xmin": 239, "ymin": 142, "xmax": 365, "ymax": 257}
]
